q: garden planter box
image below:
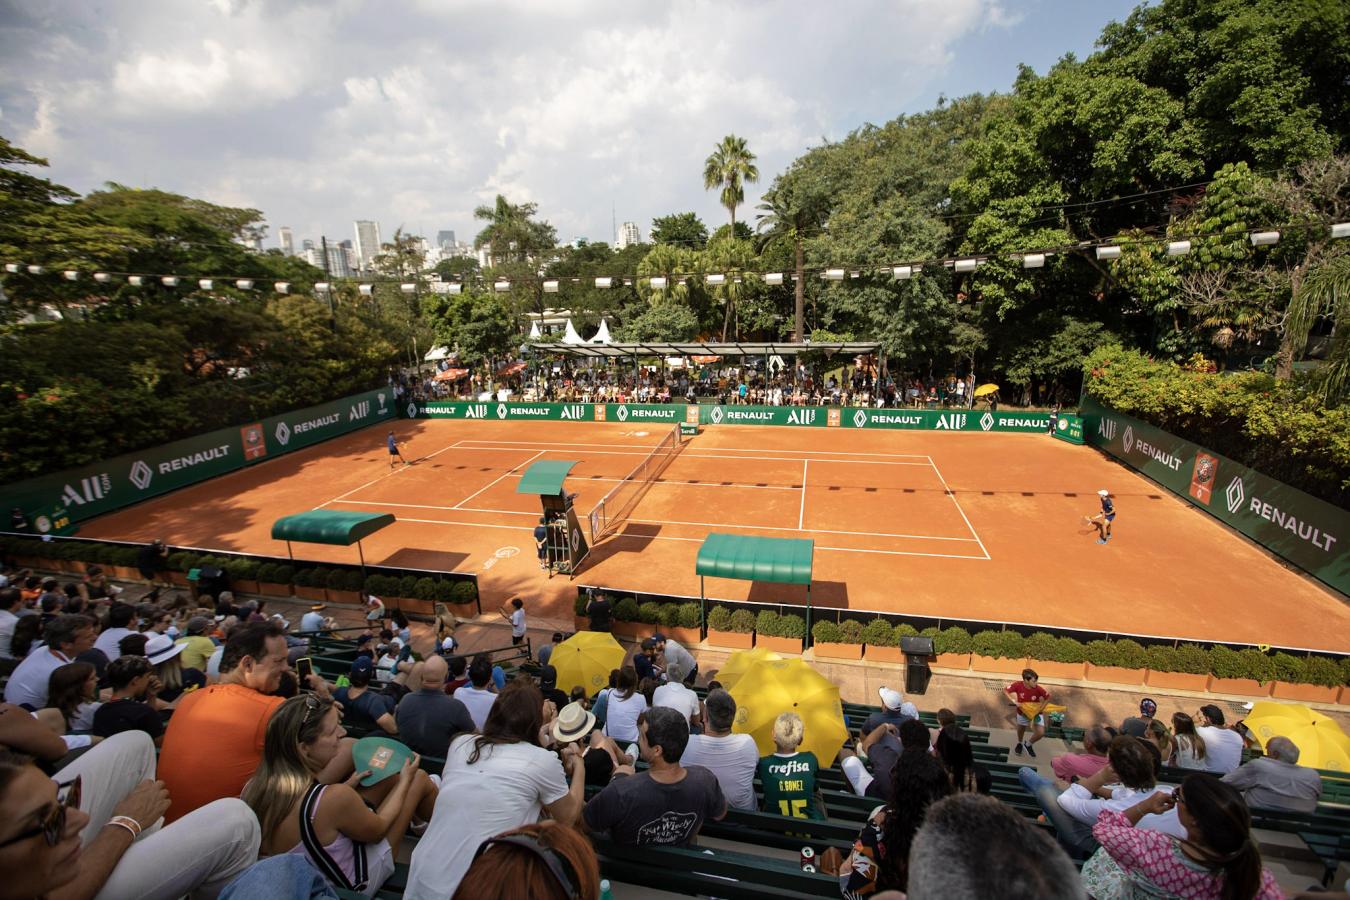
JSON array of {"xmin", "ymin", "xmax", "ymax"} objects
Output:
[
  {"xmin": 326, "ymin": 589, "xmax": 361, "ymax": 605},
  {"xmin": 611, "ymin": 621, "xmax": 655, "ymax": 641},
  {"xmin": 756, "ymin": 635, "xmax": 803, "ymax": 655},
  {"xmin": 815, "ymin": 641, "xmax": 863, "ymax": 660},
  {"xmin": 970, "ymin": 654, "xmax": 1028, "ymax": 676},
  {"xmin": 574, "ymin": 616, "xmax": 589, "ymax": 634},
  {"xmin": 257, "ymin": 581, "xmax": 292, "ymax": 597},
  {"xmin": 64, "ymin": 560, "xmax": 87, "ymax": 574},
  {"xmin": 452, "ymin": 601, "xmax": 478, "ymax": 618},
  {"xmin": 294, "ymin": 585, "xmax": 328, "ymax": 603},
  {"xmin": 1145, "ymin": 670, "xmax": 1209, "ymax": 692},
  {"xmin": 399, "ymin": 599, "xmax": 435, "ymax": 616},
  {"xmin": 1340, "ymin": 686, "xmax": 1350, "ymax": 706},
  {"xmin": 706, "ymin": 629, "xmax": 753, "ymax": 650},
  {"xmin": 1086, "ymin": 663, "xmax": 1144, "ymax": 685},
  {"xmin": 111, "ymin": 566, "xmax": 143, "ymax": 582},
  {"xmin": 1206, "ymin": 676, "xmax": 1271, "ymax": 698},
  {"xmin": 168, "ymin": 572, "xmax": 190, "ymax": 587},
  {"xmin": 13, "ymin": 556, "xmax": 44, "ymax": 570},
  {"xmin": 664, "ymin": 626, "xmax": 701, "ymax": 646},
  {"xmin": 231, "ymin": 579, "xmax": 261, "ymax": 595},
  {"xmin": 1270, "ymin": 681, "xmax": 1340, "ymax": 703},
  {"xmin": 1034, "ymin": 661, "xmax": 1088, "ymax": 681},
  {"xmin": 865, "ymin": 646, "xmax": 905, "ymax": 664},
  {"xmin": 932, "ymin": 652, "xmax": 971, "ymax": 670}
]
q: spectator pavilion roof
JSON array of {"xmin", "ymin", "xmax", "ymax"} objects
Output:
[{"xmin": 528, "ymin": 341, "xmax": 878, "ymax": 359}]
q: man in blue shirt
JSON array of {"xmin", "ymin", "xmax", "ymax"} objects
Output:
[
  {"xmin": 387, "ymin": 431, "xmax": 407, "ymax": 469},
  {"xmin": 1090, "ymin": 489, "xmax": 1116, "ymax": 544}
]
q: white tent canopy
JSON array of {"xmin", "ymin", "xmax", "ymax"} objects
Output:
[
  {"xmin": 562, "ymin": 318, "xmax": 586, "ymax": 345},
  {"xmin": 589, "ymin": 318, "xmax": 612, "ymax": 344},
  {"xmin": 528, "ymin": 320, "xmax": 542, "ymax": 339},
  {"xmin": 424, "ymin": 345, "xmax": 452, "ymax": 361}
]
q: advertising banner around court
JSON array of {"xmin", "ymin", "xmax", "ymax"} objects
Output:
[
  {"xmin": 1081, "ymin": 396, "xmax": 1349, "ymax": 595},
  {"xmin": 1052, "ymin": 415, "xmax": 1085, "ymax": 445},
  {"xmin": 0, "ymin": 389, "xmax": 395, "ymax": 530}
]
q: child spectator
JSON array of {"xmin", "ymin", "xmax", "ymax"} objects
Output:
[{"xmin": 757, "ymin": 711, "xmax": 824, "ymax": 820}]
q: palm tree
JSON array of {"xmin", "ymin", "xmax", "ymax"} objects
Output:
[
  {"xmin": 1283, "ymin": 249, "xmax": 1350, "ymax": 404},
  {"xmin": 703, "ymin": 135, "xmax": 759, "ymax": 234},
  {"xmin": 757, "ymin": 175, "xmax": 828, "ymax": 342}
]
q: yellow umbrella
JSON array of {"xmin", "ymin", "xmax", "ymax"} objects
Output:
[
  {"xmin": 1242, "ymin": 702, "xmax": 1350, "ymax": 772},
  {"xmin": 1019, "ymin": 701, "xmax": 1067, "ymax": 719},
  {"xmin": 728, "ymin": 658, "xmax": 849, "ymax": 767},
  {"xmin": 716, "ymin": 646, "xmax": 782, "ymax": 691},
  {"xmin": 549, "ymin": 632, "xmax": 626, "ymax": 696},
  {"xmin": 973, "ymin": 383, "xmax": 1000, "ymax": 398}
]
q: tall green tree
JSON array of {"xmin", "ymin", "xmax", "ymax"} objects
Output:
[
  {"xmin": 650, "ymin": 212, "xmax": 708, "ymax": 249},
  {"xmin": 757, "ymin": 159, "xmax": 831, "ymax": 342},
  {"xmin": 702, "ymin": 135, "xmax": 759, "ymax": 232}
]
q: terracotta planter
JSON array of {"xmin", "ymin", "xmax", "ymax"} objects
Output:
[
  {"xmin": 865, "ymin": 646, "xmax": 905, "ymax": 664},
  {"xmin": 665, "ymin": 626, "xmax": 701, "ymax": 646},
  {"xmin": 111, "ymin": 565, "xmax": 141, "ymax": 581},
  {"xmin": 1145, "ymin": 670, "xmax": 1209, "ymax": 692},
  {"xmin": 706, "ymin": 629, "xmax": 754, "ymax": 650},
  {"xmin": 1033, "ymin": 660, "xmax": 1088, "ymax": 681},
  {"xmin": 574, "ymin": 616, "xmax": 589, "ymax": 633},
  {"xmin": 815, "ymin": 641, "xmax": 863, "ymax": 660},
  {"xmin": 399, "ymin": 598, "xmax": 434, "ymax": 616},
  {"xmin": 294, "ymin": 585, "xmax": 328, "ymax": 603},
  {"xmin": 326, "ymin": 589, "xmax": 361, "ymax": 606},
  {"xmin": 168, "ymin": 572, "xmax": 189, "ymax": 587},
  {"xmin": 1270, "ymin": 681, "xmax": 1340, "ymax": 703},
  {"xmin": 1339, "ymin": 686, "xmax": 1350, "ymax": 706},
  {"xmin": 63, "ymin": 559, "xmax": 86, "ymax": 574},
  {"xmin": 1206, "ymin": 675, "xmax": 1272, "ymax": 698},
  {"xmin": 232, "ymin": 579, "xmax": 261, "ymax": 595},
  {"xmin": 756, "ymin": 635, "xmax": 803, "ymax": 655},
  {"xmin": 970, "ymin": 654, "xmax": 1029, "ymax": 676},
  {"xmin": 932, "ymin": 652, "xmax": 971, "ymax": 670},
  {"xmin": 257, "ymin": 581, "xmax": 292, "ymax": 597},
  {"xmin": 611, "ymin": 621, "xmax": 655, "ymax": 641},
  {"xmin": 13, "ymin": 556, "xmax": 44, "ymax": 570},
  {"xmin": 1086, "ymin": 663, "xmax": 1145, "ymax": 685}
]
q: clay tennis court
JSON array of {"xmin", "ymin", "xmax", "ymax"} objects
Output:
[{"xmin": 78, "ymin": 418, "xmax": 1349, "ymax": 652}]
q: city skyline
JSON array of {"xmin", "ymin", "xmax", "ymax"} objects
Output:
[{"xmin": 1, "ymin": 1, "xmax": 1138, "ymax": 247}]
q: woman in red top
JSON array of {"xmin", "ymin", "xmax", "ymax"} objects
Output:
[{"xmin": 1004, "ymin": 668, "xmax": 1049, "ymax": 758}]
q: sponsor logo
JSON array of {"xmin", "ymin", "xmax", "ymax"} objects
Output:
[
  {"xmin": 995, "ymin": 415, "xmax": 1049, "ymax": 429},
  {"xmin": 827, "ymin": 408, "xmax": 841, "ymax": 427},
  {"xmin": 621, "ymin": 407, "xmax": 678, "ymax": 420},
  {"xmin": 240, "ymin": 423, "xmax": 266, "ymax": 461},
  {"xmin": 559, "ymin": 404, "xmax": 586, "ymax": 420},
  {"xmin": 869, "ymin": 412, "xmax": 924, "ymax": 426},
  {"xmin": 1126, "ymin": 434, "xmax": 1182, "ymax": 471},
  {"xmin": 1058, "ymin": 419, "xmax": 1068, "ymax": 431},
  {"xmin": 156, "ymin": 444, "xmax": 230, "ymax": 475},
  {"xmin": 685, "ymin": 405, "xmax": 700, "ymax": 424},
  {"xmin": 464, "ymin": 404, "xmax": 490, "ymax": 419},
  {"xmin": 1225, "ymin": 477, "xmax": 1245, "ymax": 514},
  {"xmin": 721, "ymin": 409, "xmax": 776, "ymax": 422},
  {"xmin": 980, "ymin": 412, "xmax": 994, "ymax": 431},
  {"xmin": 348, "ymin": 400, "xmax": 370, "ymax": 421},
  {"xmin": 275, "ymin": 422, "xmax": 292, "ymax": 445},
  {"xmin": 852, "ymin": 409, "xmax": 868, "ymax": 429},
  {"xmin": 616, "ymin": 405, "xmax": 629, "ymax": 422},
  {"xmin": 571, "ymin": 528, "xmax": 583, "ymax": 552},
  {"xmin": 406, "ymin": 401, "xmax": 417, "ymax": 418},
  {"xmin": 377, "ymin": 392, "xmax": 386, "ymax": 411},
  {"xmin": 129, "ymin": 460, "xmax": 153, "ymax": 490},
  {"xmin": 35, "ymin": 515, "xmax": 52, "ymax": 534},
  {"xmin": 1245, "ymin": 495, "xmax": 1338, "ymax": 552},
  {"xmin": 710, "ymin": 406, "xmax": 724, "ymax": 424},
  {"xmin": 594, "ymin": 405, "xmax": 607, "ymax": 421},
  {"xmin": 1099, "ymin": 418, "xmax": 1117, "ymax": 440},
  {"xmin": 501, "ymin": 405, "xmax": 555, "ymax": 418},
  {"xmin": 293, "ymin": 412, "xmax": 341, "ymax": 435},
  {"xmin": 60, "ymin": 473, "xmax": 111, "ymax": 507},
  {"xmin": 786, "ymin": 408, "xmax": 816, "ymax": 425},
  {"xmin": 1123, "ymin": 426, "xmax": 1134, "ymax": 454},
  {"xmin": 934, "ymin": 413, "xmax": 967, "ymax": 430},
  {"xmin": 496, "ymin": 403, "xmax": 507, "ymax": 419}
]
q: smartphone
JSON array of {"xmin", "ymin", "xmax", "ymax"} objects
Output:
[{"xmin": 296, "ymin": 657, "xmax": 313, "ymax": 684}]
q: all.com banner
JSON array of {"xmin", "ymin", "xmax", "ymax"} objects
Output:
[
  {"xmin": 412, "ymin": 400, "xmax": 1051, "ymax": 433},
  {"xmin": 1081, "ymin": 396, "xmax": 1349, "ymax": 595},
  {"xmin": 2, "ymin": 389, "xmax": 396, "ymax": 529}
]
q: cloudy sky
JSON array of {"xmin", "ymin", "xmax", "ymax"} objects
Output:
[{"xmin": 0, "ymin": 0, "xmax": 1138, "ymax": 250}]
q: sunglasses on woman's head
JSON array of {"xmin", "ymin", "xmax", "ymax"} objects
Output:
[{"xmin": 0, "ymin": 776, "xmax": 81, "ymax": 849}]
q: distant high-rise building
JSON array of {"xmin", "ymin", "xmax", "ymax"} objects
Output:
[
  {"xmin": 616, "ymin": 221, "xmax": 640, "ymax": 249},
  {"xmin": 354, "ymin": 220, "xmax": 381, "ymax": 270},
  {"xmin": 279, "ymin": 227, "xmax": 294, "ymax": 256},
  {"xmin": 303, "ymin": 247, "xmax": 325, "ymax": 269},
  {"xmin": 325, "ymin": 246, "xmax": 353, "ymax": 278},
  {"xmin": 302, "ymin": 239, "xmax": 315, "ymax": 252},
  {"xmin": 436, "ymin": 230, "xmax": 456, "ymax": 249}
]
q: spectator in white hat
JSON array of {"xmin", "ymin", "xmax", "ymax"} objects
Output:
[{"xmin": 861, "ymin": 686, "xmax": 919, "ymax": 738}]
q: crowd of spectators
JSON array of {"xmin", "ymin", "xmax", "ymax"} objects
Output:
[{"xmin": 0, "ymin": 567, "xmax": 1341, "ymax": 899}]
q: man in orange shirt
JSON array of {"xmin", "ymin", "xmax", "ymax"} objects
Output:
[{"xmin": 158, "ymin": 620, "xmax": 328, "ymax": 822}]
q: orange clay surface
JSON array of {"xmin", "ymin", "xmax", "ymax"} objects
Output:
[{"xmin": 80, "ymin": 418, "xmax": 1350, "ymax": 651}]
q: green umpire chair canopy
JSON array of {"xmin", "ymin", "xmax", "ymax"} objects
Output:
[
  {"xmin": 695, "ymin": 533, "xmax": 814, "ymax": 584},
  {"xmin": 516, "ymin": 460, "xmax": 580, "ymax": 495},
  {"xmin": 271, "ymin": 510, "xmax": 396, "ymax": 544}
]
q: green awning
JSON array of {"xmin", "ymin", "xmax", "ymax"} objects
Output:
[
  {"xmin": 695, "ymin": 533, "xmax": 814, "ymax": 585},
  {"xmin": 271, "ymin": 510, "xmax": 396, "ymax": 546},
  {"xmin": 516, "ymin": 460, "xmax": 579, "ymax": 495}
]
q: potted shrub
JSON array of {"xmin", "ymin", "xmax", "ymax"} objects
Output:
[
  {"xmin": 326, "ymin": 568, "xmax": 364, "ymax": 605},
  {"xmin": 863, "ymin": 618, "xmax": 902, "ymax": 663},
  {"xmin": 450, "ymin": 579, "xmax": 478, "ymax": 614},
  {"xmin": 610, "ymin": 597, "xmax": 643, "ymax": 639},
  {"xmin": 1340, "ymin": 658, "xmax": 1350, "ymax": 706},
  {"xmin": 1207, "ymin": 647, "xmax": 1273, "ymax": 698},
  {"xmin": 970, "ymin": 629, "xmax": 1027, "ymax": 675},
  {"xmin": 403, "ymin": 577, "xmax": 438, "ymax": 616},
  {"xmin": 164, "ymin": 551, "xmax": 196, "ymax": 586},
  {"xmin": 290, "ymin": 567, "xmax": 326, "ymax": 603},
  {"xmin": 756, "ymin": 610, "xmax": 803, "ymax": 654},
  {"xmin": 1085, "ymin": 639, "xmax": 1146, "ymax": 684},
  {"xmin": 814, "ymin": 618, "xmax": 863, "ymax": 660},
  {"xmin": 706, "ymin": 605, "xmax": 753, "ymax": 649},
  {"xmin": 105, "ymin": 546, "xmax": 140, "ymax": 581},
  {"xmin": 1269, "ymin": 654, "xmax": 1342, "ymax": 703},
  {"xmin": 1143, "ymin": 644, "xmax": 1210, "ymax": 692},
  {"xmin": 226, "ymin": 557, "xmax": 261, "ymax": 595},
  {"xmin": 268, "ymin": 564, "xmax": 295, "ymax": 596},
  {"xmin": 932, "ymin": 626, "xmax": 972, "ymax": 670}
]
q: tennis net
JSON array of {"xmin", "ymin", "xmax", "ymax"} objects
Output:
[{"xmin": 588, "ymin": 424, "xmax": 682, "ymax": 542}]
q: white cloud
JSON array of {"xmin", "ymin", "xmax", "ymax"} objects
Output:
[{"xmin": 0, "ymin": 0, "xmax": 1059, "ymax": 248}]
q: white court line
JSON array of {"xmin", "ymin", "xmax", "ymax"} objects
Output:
[
  {"xmin": 926, "ymin": 455, "xmax": 990, "ymax": 560},
  {"xmin": 503, "ymin": 474, "xmax": 799, "ymax": 492},
  {"xmin": 798, "ymin": 459, "xmax": 808, "ymax": 530},
  {"xmin": 451, "ymin": 450, "xmax": 545, "ymax": 510},
  {"xmin": 448, "ymin": 444, "xmax": 931, "ymax": 466},
  {"xmin": 384, "ymin": 515, "xmax": 985, "ymax": 559},
  {"xmin": 453, "ymin": 438, "xmax": 929, "ymax": 459}
]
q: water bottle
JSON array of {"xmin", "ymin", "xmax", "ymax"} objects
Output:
[{"xmin": 599, "ymin": 878, "xmax": 614, "ymax": 900}]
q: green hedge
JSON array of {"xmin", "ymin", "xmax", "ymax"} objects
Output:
[
  {"xmin": 812, "ymin": 620, "xmax": 841, "ymax": 644},
  {"xmin": 707, "ymin": 606, "xmax": 755, "ymax": 634},
  {"xmin": 677, "ymin": 603, "xmax": 701, "ymax": 630},
  {"xmin": 613, "ymin": 597, "xmax": 640, "ymax": 623}
]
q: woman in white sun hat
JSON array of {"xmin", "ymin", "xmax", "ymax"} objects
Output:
[{"xmin": 144, "ymin": 632, "xmax": 205, "ymax": 705}]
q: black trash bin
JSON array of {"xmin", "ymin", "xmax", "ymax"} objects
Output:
[{"xmin": 900, "ymin": 635, "xmax": 934, "ymax": 695}]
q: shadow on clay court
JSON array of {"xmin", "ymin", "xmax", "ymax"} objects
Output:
[
  {"xmin": 580, "ymin": 523, "xmax": 663, "ymax": 568},
  {"xmin": 746, "ymin": 579, "xmax": 849, "ymax": 610},
  {"xmin": 376, "ymin": 548, "xmax": 471, "ymax": 572}
]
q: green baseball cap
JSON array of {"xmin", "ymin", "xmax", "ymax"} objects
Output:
[{"xmin": 351, "ymin": 736, "xmax": 415, "ymax": 787}]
